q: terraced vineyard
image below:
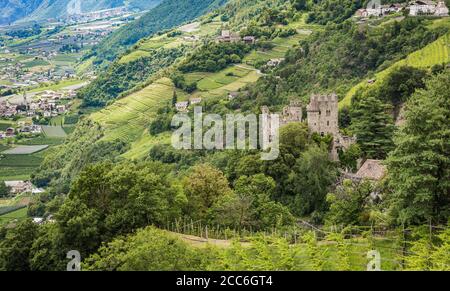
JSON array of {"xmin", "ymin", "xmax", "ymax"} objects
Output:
[
  {"xmin": 91, "ymin": 78, "xmax": 174, "ymax": 144},
  {"xmin": 187, "ymin": 65, "xmax": 256, "ymax": 92},
  {"xmin": 340, "ymin": 32, "xmax": 450, "ymax": 109},
  {"xmin": 118, "ymin": 19, "xmax": 223, "ymax": 64}
]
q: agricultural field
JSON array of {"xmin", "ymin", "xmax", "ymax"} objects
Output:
[
  {"xmin": 118, "ymin": 20, "xmax": 222, "ymax": 64},
  {"xmin": 243, "ymin": 33, "xmax": 308, "ymax": 66},
  {"xmin": 0, "ymin": 134, "xmax": 55, "ymax": 180},
  {"xmin": 28, "ymin": 79, "xmax": 86, "ymax": 93},
  {"xmin": 17, "ymin": 136, "xmax": 65, "ymax": 146},
  {"xmin": 0, "ymin": 207, "xmax": 28, "ymax": 226},
  {"xmin": 42, "ymin": 125, "xmax": 67, "ymax": 138},
  {"xmin": 0, "ymin": 121, "xmax": 13, "ymax": 131},
  {"xmin": 189, "ymin": 65, "xmax": 255, "ymax": 91},
  {"xmin": 0, "ymin": 167, "xmax": 35, "ymax": 180},
  {"xmin": 22, "ymin": 58, "xmax": 51, "ymax": 68},
  {"xmin": 199, "ymin": 70, "xmax": 261, "ymax": 98},
  {"xmin": 340, "ymin": 32, "xmax": 450, "ymax": 109},
  {"xmin": 122, "ymin": 132, "xmax": 172, "ymax": 160},
  {"xmin": 1, "ymin": 145, "xmax": 48, "ymax": 155},
  {"xmin": 50, "ymin": 54, "xmax": 82, "ymax": 67},
  {"xmin": 0, "ymin": 149, "xmax": 46, "ymax": 180},
  {"xmin": 63, "ymin": 125, "xmax": 76, "ymax": 135},
  {"xmin": 91, "ymin": 78, "xmax": 174, "ymax": 144}
]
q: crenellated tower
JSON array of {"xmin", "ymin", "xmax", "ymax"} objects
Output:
[{"xmin": 306, "ymin": 93, "xmax": 339, "ymax": 136}]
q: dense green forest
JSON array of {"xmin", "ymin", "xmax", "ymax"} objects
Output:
[
  {"xmin": 179, "ymin": 42, "xmax": 252, "ymax": 73},
  {"xmin": 248, "ymin": 18, "xmax": 447, "ymax": 107}
]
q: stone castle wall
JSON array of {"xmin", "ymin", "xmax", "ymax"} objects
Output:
[{"xmin": 261, "ymin": 94, "xmax": 356, "ymax": 161}]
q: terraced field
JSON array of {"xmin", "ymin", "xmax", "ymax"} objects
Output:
[
  {"xmin": 0, "ymin": 157, "xmax": 44, "ymax": 180},
  {"xmin": 188, "ymin": 66, "xmax": 256, "ymax": 91},
  {"xmin": 42, "ymin": 125, "xmax": 68, "ymax": 138},
  {"xmin": 205, "ymin": 70, "xmax": 261, "ymax": 97},
  {"xmin": 243, "ymin": 32, "xmax": 310, "ymax": 66},
  {"xmin": 119, "ymin": 19, "xmax": 223, "ymax": 64},
  {"xmin": 91, "ymin": 78, "xmax": 174, "ymax": 144},
  {"xmin": 0, "ymin": 121, "xmax": 13, "ymax": 131},
  {"xmin": 0, "ymin": 207, "xmax": 28, "ymax": 226},
  {"xmin": 340, "ymin": 32, "xmax": 450, "ymax": 109},
  {"xmin": 1, "ymin": 145, "xmax": 48, "ymax": 155}
]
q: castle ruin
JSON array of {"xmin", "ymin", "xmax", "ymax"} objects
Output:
[{"xmin": 261, "ymin": 94, "xmax": 356, "ymax": 161}]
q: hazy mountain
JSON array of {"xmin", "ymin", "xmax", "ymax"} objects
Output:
[
  {"xmin": 0, "ymin": 0, "xmax": 44, "ymax": 25},
  {"xmin": 90, "ymin": 0, "xmax": 228, "ymax": 64},
  {"xmin": 0, "ymin": 0, "xmax": 162, "ymax": 25}
]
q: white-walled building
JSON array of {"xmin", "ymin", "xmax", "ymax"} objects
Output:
[
  {"xmin": 436, "ymin": 1, "xmax": 450, "ymax": 16},
  {"xmin": 409, "ymin": 0, "xmax": 449, "ymax": 16}
]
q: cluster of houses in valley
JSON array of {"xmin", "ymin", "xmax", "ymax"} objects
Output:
[
  {"xmin": 66, "ymin": 6, "xmax": 130, "ymax": 24},
  {"xmin": 0, "ymin": 57, "xmax": 77, "ymax": 90},
  {"xmin": 0, "ymin": 89, "xmax": 76, "ymax": 120},
  {"xmin": 217, "ymin": 30, "xmax": 257, "ymax": 44},
  {"xmin": 356, "ymin": 1, "xmax": 449, "ymax": 18},
  {"xmin": 3, "ymin": 180, "xmax": 42, "ymax": 195},
  {"xmin": 0, "ymin": 121, "xmax": 43, "ymax": 139}
]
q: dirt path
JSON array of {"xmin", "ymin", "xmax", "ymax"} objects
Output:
[{"xmin": 172, "ymin": 232, "xmax": 251, "ymax": 248}]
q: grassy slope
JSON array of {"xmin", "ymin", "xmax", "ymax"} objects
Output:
[
  {"xmin": 91, "ymin": 0, "xmax": 227, "ymax": 63},
  {"xmin": 0, "ymin": 207, "xmax": 28, "ymax": 226},
  {"xmin": 340, "ymin": 31, "xmax": 450, "ymax": 109},
  {"xmin": 88, "ymin": 10, "xmax": 321, "ymax": 160},
  {"xmin": 90, "ymin": 77, "xmax": 174, "ymax": 159}
]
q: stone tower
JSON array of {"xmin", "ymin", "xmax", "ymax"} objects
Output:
[
  {"xmin": 307, "ymin": 93, "xmax": 339, "ymax": 136},
  {"xmin": 281, "ymin": 101, "xmax": 302, "ymax": 126}
]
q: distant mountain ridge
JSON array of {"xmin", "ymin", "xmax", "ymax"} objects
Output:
[
  {"xmin": 89, "ymin": 0, "xmax": 228, "ymax": 64},
  {"xmin": 0, "ymin": 0, "xmax": 162, "ymax": 25},
  {"xmin": 0, "ymin": 0, "xmax": 44, "ymax": 25}
]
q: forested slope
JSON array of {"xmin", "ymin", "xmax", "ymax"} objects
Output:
[{"xmin": 89, "ymin": 0, "xmax": 228, "ymax": 64}]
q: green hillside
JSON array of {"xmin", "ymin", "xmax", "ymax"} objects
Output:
[
  {"xmin": 90, "ymin": 0, "xmax": 228, "ymax": 64},
  {"xmin": 340, "ymin": 32, "xmax": 450, "ymax": 109},
  {"xmin": 91, "ymin": 77, "xmax": 174, "ymax": 143}
]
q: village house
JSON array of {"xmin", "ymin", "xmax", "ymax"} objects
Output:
[
  {"xmin": 267, "ymin": 58, "xmax": 285, "ymax": 67},
  {"xmin": 56, "ymin": 105, "xmax": 67, "ymax": 114},
  {"xmin": 19, "ymin": 124, "xmax": 42, "ymax": 134},
  {"xmin": 189, "ymin": 98, "xmax": 202, "ymax": 105},
  {"xmin": 243, "ymin": 36, "xmax": 256, "ymax": 44},
  {"xmin": 382, "ymin": 3, "xmax": 404, "ymax": 14},
  {"xmin": 436, "ymin": 1, "xmax": 450, "ymax": 15},
  {"xmin": 5, "ymin": 181, "xmax": 34, "ymax": 195},
  {"xmin": 355, "ymin": 160, "xmax": 387, "ymax": 181},
  {"xmin": 356, "ymin": 2, "xmax": 404, "ymax": 18},
  {"xmin": 344, "ymin": 159, "xmax": 387, "ymax": 183},
  {"xmin": 5, "ymin": 127, "xmax": 15, "ymax": 137},
  {"xmin": 228, "ymin": 92, "xmax": 240, "ymax": 100},
  {"xmin": 409, "ymin": 0, "xmax": 449, "ymax": 16},
  {"xmin": 356, "ymin": 1, "xmax": 449, "ymax": 18},
  {"xmin": 217, "ymin": 30, "xmax": 240, "ymax": 43},
  {"xmin": 175, "ymin": 101, "xmax": 189, "ymax": 112}
]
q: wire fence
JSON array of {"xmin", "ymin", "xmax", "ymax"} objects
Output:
[{"xmin": 161, "ymin": 217, "xmax": 450, "ymax": 271}]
